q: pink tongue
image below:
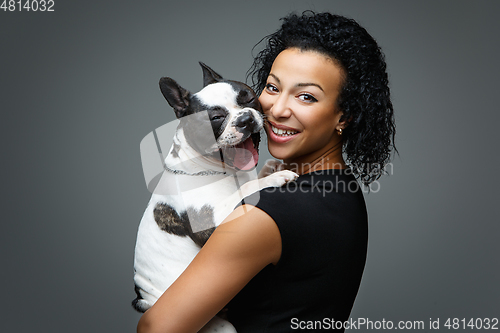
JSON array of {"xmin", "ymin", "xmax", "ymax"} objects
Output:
[{"xmin": 233, "ymin": 138, "xmax": 259, "ymax": 170}]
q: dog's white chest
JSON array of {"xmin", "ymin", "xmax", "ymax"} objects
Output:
[{"xmin": 133, "ymin": 172, "xmax": 250, "ymax": 307}]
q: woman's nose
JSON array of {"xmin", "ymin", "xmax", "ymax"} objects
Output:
[{"xmin": 270, "ymin": 94, "xmax": 292, "ymax": 119}]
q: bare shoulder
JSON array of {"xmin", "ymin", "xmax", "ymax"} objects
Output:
[{"xmin": 205, "ymin": 204, "xmax": 282, "ymax": 266}]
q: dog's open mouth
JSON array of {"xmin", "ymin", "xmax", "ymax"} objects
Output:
[{"xmin": 222, "ymin": 132, "xmax": 260, "ymax": 171}]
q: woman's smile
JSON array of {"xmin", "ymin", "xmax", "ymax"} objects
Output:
[{"xmin": 267, "ymin": 120, "xmax": 301, "ymax": 143}]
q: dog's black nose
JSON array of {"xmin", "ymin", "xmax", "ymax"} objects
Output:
[{"xmin": 235, "ymin": 112, "xmax": 257, "ymax": 132}]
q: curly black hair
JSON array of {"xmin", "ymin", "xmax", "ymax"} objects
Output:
[{"xmin": 248, "ymin": 11, "xmax": 396, "ymax": 185}]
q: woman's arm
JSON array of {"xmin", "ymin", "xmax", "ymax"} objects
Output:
[{"xmin": 137, "ymin": 204, "xmax": 281, "ymax": 333}]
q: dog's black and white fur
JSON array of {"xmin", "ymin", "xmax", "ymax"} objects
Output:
[{"xmin": 133, "ymin": 63, "xmax": 297, "ymax": 332}]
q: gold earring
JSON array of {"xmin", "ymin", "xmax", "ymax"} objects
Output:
[{"xmin": 337, "ymin": 128, "xmax": 343, "ymax": 135}]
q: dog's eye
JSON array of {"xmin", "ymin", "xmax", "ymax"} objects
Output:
[
  {"xmin": 237, "ymin": 90, "xmax": 256, "ymax": 106},
  {"xmin": 211, "ymin": 115, "xmax": 224, "ymax": 121}
]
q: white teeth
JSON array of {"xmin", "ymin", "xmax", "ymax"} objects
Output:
[{"xmin": 271, "ymin": 125, "xmax": 298, "ymax": 136}]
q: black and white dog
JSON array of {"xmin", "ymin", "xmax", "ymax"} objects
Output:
[{"xmin": 133, "ymin": 63, "xmax": 297, "ymax": 332}]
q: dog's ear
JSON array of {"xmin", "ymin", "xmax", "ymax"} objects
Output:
[
  {"xmin": 159, "ymin": 77, "xmax": 191, "ymax": 119},
  {"xmin": 199, "ymin": 62, "xmax": 223, "ymax": 87}
]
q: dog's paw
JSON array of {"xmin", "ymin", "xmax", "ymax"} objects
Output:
[
  {"xmin": 258, "ymin": 159, "xmax": 285, "ymax": 178},
  {"xmin": 199, "ymin": 316, "xmax": 237, "ymax": 333},
  {"xmin": 262, "ymin": 170, "xmax": 299, "ymax": 188},
  {"xmin": 131, "ymin": 298, "xmax": 153, "ymax": 313}
]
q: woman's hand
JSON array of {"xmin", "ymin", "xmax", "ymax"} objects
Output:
[{"xmin": 137, "ymin": 204, "xmax": 281, "ymax": 333}]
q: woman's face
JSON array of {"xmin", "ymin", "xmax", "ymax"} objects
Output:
[{"xmin": 259, "ymin": 48, "xmax": 345, "ymax": 166}]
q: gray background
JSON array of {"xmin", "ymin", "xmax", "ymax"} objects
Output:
[{"xmin": 1, "ymin": 0, "xmax": 499, "ymax": 332}]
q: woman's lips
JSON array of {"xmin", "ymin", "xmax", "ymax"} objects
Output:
[{"xmin": 266, "ymin": 121, "xmax": 300, "ymax": 143}]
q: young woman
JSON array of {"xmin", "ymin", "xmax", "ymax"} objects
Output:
[{"xmin": 137, "ymin": 11, "xmax": 395, "ymax": 333}]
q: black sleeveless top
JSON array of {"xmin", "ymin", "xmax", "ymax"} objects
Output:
[{"xmin": 227, "ymin": 169, "xmax": 368, "ymax": 332}]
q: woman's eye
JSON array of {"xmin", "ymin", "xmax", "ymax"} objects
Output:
[
  {"xmin": 265, "ymin": 83, "xmax": 278, "ymax": 93},
  {"xmin": 298, "ymin": 94, "xmax": 318, "ymax": 103}
]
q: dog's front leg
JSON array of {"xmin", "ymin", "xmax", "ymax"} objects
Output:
[{"xmin": 213, "ymin": 169, "xmax": 298, "ymax": 224}]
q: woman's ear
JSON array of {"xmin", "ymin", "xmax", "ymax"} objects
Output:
[
  {"xmin": 337, "ymin": 113, "xmax": 351, "ymax": 130},
  {"xmin": 336, "ymin": 113, "xmax": 352, "ymax": 136}
]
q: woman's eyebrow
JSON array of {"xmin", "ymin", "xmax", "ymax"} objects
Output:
[
  {"xmin": 268, "ymin": 73, "xmax": 280, "ymax": 83},
  {"xmin": 268, "ymin": 73, "xmax": 324, "ymax": 92},
  {"xmin": 296, "ymin": 82, "xmax": 324, "ymax": 92}
]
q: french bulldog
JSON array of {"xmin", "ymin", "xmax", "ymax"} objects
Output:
[{"xmin": 133, "ymin": 63, "xmax": 297, "ymax": 332}]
